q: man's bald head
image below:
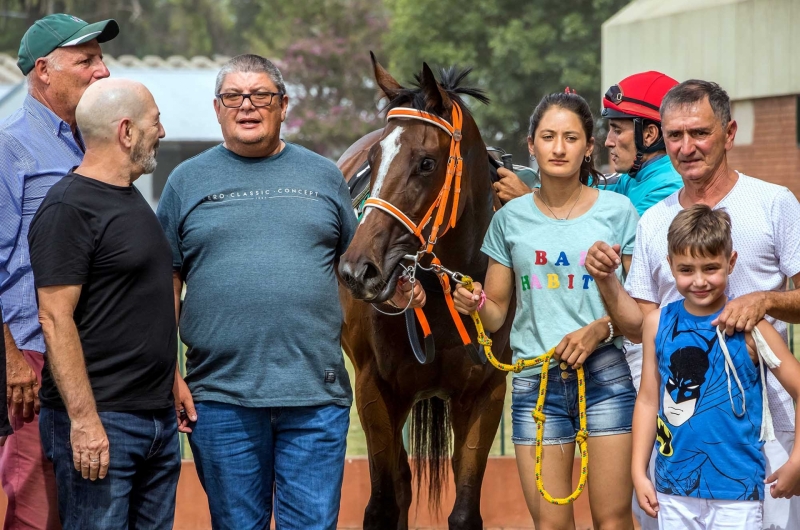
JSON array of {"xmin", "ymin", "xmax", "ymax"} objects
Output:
[{"xmin": 76, "ymin": 78, "xmax": 156, "ymax": 146}]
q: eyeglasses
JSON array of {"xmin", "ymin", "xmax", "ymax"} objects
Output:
[{"xmin": 216, "ymin": 91, "xmax": 284, "ymax": 108}]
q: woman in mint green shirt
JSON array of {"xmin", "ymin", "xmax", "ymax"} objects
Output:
[{"xmin": 454, "ymin": 92, "xmax": 638, "ymax": 528}]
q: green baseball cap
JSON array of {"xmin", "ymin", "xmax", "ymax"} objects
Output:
[{"xmin": 17, "ymin": 14, "xmax": 119, "ymax": 75}]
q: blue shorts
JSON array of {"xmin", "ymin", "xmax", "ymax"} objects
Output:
[{"xmin": 511, "ymin": 344, "xmax": 636, "ymax": 446}]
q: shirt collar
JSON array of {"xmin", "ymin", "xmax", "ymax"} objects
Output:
[
  {"xmin": 23, "ymin": 94, "xmax": 85, "ymax": 151},
  {"xmin": 633, "ymin": 153, "xmax": 670, "ymax": 182}
]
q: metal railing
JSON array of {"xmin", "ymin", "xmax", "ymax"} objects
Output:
[{"xmin": 176, "ymin": 321, "xmax": 799, "ymax": 459}]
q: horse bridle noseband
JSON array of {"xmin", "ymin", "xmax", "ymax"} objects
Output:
[
  {"xmin": 361, "ymin": 102, "xmax": 485, "ymax": 366},
  {"xmin": 362, "ymin": 102, "xmax": 464, "ymax": 253}
]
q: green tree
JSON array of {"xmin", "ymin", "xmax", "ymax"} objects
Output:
[
  {"xmin": 384, "ymin": 0, "xmax": 630, "ymax": 161},
  {"xmin": 0, "ymin": 0, "xmax": 238, "ymax": 57},
  {"xmin": 231, "ymin": 0, "xmax": 388, "ymax": 158}
]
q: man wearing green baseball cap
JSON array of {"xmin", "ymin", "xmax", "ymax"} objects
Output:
[{"xmin": 0, "ymin": 13, "xmax": 117, "ymax": 530}]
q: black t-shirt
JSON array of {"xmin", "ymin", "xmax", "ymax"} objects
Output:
[{"xmin": 28, "ymin": 173, "xmax": 176, "ymax": 412}]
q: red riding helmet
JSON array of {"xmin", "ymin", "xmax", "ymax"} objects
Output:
[
  {"xmin": 602, "ymin": 71, "xmax": 679, "ymax": 122},
  {"xmin": 602, "ymin": 71, "xmax": 679, "ymax": 176}
]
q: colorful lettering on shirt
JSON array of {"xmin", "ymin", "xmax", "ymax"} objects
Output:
[{"xmin": 527, "ymin": 250, "xmax": 594, "ymax": 290}]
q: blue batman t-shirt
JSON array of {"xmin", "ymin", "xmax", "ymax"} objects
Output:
[{"xmin": 654, "ymin": 299, "xmax": 764, "ymax": 501}]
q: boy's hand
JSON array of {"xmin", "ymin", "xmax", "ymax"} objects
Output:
[
  {"xmin": 632, "ymin": 474, "xmax": 659, "ymax": 518},
  {"xmin": 767, "ymin": 457, "xmax": 800, "ymax": 499},
  {"xmin": 585, "ymin": 242, "xmax": 622, "ymax": 282}
]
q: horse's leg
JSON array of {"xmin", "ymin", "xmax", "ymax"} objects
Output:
[
  {"xmin": 394, "ymin": 441, "xmax": 413, "ymax": 530},
  {"xmin": 356, "ymin": 360, "xmax": 411, "ymax": 530},
  {"xmin": 447, "ymin": 371, "xmax": 506, "ymax": 530}
]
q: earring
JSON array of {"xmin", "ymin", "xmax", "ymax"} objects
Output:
[{"xmin": 584, "ymin": 155, "xmax": 591, "ymax": 163}]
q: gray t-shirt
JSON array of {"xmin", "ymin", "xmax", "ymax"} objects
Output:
[
  {"xmin": 157, "ymin": 143, "xmax": 357, "ymax": 407},
  {"xmin": 481, "ymin": 190, "xmax": 639, "ymax": 375}
]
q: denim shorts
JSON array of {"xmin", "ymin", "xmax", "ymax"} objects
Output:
[{"xmin": 511, "ymin": 344, "xmax": 636, "ymax": 446}]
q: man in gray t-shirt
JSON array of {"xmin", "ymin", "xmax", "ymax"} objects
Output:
[{"xmin": 157, "ymin": 55, "xmax": 419, "ymax": 530}]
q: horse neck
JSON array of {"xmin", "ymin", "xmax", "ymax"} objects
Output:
[{"xmin": 433, "ymin": 115, "xmax": 494, "ymax": 277}]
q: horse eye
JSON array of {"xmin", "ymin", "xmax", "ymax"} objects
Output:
[{"xmin": 420, "ymin": 158, "xmax": 436, "ymax": 172}]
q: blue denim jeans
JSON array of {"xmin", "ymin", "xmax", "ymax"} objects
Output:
[
  {"xmin": 511, "ymin": 344, "xmax": 636, "ymax": 445},
  {"xmin": 39, "ymin": 406, "xmax": 180, "ymax": 530},
  {"xmin": 188, "ymin": 402, "xmax": 349, "ymax": 530}
]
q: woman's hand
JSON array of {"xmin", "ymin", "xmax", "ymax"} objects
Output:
[
  {"xmin": 453, "ymin": 282, "xmax": 482, "ymax": 315},
  {"xmin": 554, "ymin": 319, "xmax": 607, "ymax": 369}
]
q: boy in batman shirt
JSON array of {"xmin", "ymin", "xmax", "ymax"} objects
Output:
[{"xmin": 632, "ymin": 205, "xmax": 800, "ymax": 528}]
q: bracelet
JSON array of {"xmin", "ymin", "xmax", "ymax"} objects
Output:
[
  {"xmin": 477, "ymin": 290, "xmax": 487, "ymax": 311},
  {"xmin": 603, "ymin": 321, "xmax": 614, "ymax": 344}
]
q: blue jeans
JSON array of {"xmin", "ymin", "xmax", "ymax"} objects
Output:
[
  {"xmin": 188, "ymin": 402, "xmax": 349, "ymax": 530},
  {"xmin": 39, "ymin": 406, "xmax": 180, "ymax": 530},
  {"xmin": 511, "ymin": 344, "xmax": 636, "ymax": 445}
]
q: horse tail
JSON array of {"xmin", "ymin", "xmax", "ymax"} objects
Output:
[{"xmin": 410, "ymin": 396, "xmax": 451, "ymax": 512}]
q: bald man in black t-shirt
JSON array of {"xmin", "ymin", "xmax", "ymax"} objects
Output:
[{"xmin": 28, "ymin": 78, "xmax": 178, "ymax": 530}]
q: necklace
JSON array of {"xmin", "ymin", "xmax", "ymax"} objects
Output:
[{"xmin": 535, "ymin": 186, "xmax": 583, "ymax": 221}]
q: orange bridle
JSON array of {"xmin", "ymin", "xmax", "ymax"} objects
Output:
[
  {"xmin": 362, "ymin": 102, "xmax": 465, "ymax": 255},
  {"xmin": 363, "ymin": 102, "xmax": 481, "ymax": 363}
]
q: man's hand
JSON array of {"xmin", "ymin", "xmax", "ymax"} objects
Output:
[
  {"xmin": 585, "ymin": 242, "xmax": 622, "ymax": 282},
  {"xmin": 173, "ymin": 370, "xmax": 197, "ymax": 434},
  {"xmin": 6, "ymin": 343, "xmax": 39, "ymax": 422},
  {"xmin": 389, "ymin": 278, "xmax": 426, "ymax": 309},
  {"xmin": 70, "ymin": 414, "xmax": 109, "ymax": 481},
  {"xmin": 493, "ymin": 167, "xmax": 531, "ymax": 203},
  {"xmin": 767, "ymin": 457, "xmax": 800, "ymax": 499},
  {"xmin": 712, "ymin": 292, "xmax": 768, "ymax": 336}
]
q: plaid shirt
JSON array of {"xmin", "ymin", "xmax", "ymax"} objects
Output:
[{"xmin": 0, "ymin": 95, "xmax": 84, "ymax": 353}]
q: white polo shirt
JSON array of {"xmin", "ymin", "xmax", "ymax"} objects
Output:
[{"xmin": 625, "ymin": 173, "xmax": 800, "ymax": 431}]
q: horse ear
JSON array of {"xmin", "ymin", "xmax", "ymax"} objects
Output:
[
  {"xmin": 371, "ymin": 51, "xmax": 402, "ymax": 101},
  {"xmin": 420, "ymin": 62, "xmax": 452, "ymax": 115}
]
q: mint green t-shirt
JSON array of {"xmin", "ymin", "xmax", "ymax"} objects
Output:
[{"xmin": 481, "ymin": 189, "xmax": 639, "ymax": 375}]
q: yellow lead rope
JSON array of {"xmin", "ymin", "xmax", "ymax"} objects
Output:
[{"xmin": 461, "ymin": 276, "xmax": 589, "ymax": 505}]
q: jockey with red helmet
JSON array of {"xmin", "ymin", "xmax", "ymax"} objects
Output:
[{"xmin": 602, "ymin": 71, "xmax": 683, "ymax": 215}]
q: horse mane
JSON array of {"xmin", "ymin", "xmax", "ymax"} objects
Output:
[{"xmin": 385, "ymin": 66, "xmax": 490, "ymax": 116}]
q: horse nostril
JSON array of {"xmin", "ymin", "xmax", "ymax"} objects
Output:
[{"xmin": 361, "ymin": 261, "xmax": 381, "ymax": 284}]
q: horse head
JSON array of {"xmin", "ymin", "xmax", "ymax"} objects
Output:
[{"xmin": 339, "ymin": 54, "xmax": 489, "ymax": 302}]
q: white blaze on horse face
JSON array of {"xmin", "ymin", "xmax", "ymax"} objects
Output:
[{"xmin": 361, "ymin": 125, "xmax": 404, "ymax": 223}]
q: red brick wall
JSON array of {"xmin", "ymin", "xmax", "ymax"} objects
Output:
[{"xmin": 727, "ymin": 95, "xmax": 800, "ymax": 199}]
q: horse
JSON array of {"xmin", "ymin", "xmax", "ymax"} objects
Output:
[{"xmin": 337, "ymin": 54, "xmax": 514, "ymax": 530}]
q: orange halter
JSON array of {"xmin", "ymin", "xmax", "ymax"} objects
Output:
[
  {"xmin": 362, "ymin": 102, "xmax": 481, "ymax": 363},
  {"xmin": 362, "ymin": 102, "xmax": 464, "ymax": 254}
]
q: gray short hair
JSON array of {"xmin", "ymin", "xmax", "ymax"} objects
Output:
[
  {"xmin": 660, "ymin": 80, "xmax": 731, "ymax": 126},
  {"xmin": 26, "ymin": 50, "xmax": 62, "ymax": 90},
  {"xmin": 215, "ymin": 54, "xmax": 286, "ymax": 95}
]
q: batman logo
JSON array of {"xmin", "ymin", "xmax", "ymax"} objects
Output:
[{"xmin": 657, "ymin": 416, "xmax": 673, "ymax": 457}]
